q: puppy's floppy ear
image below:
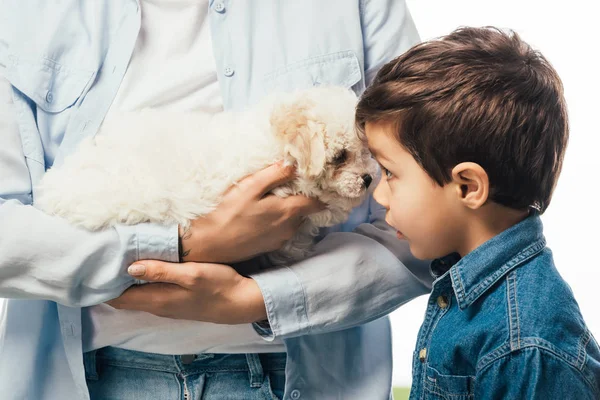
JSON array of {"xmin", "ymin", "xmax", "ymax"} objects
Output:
[{"xmin": 271, "ymin": 97, "xmax": 326, "ymax": 178}]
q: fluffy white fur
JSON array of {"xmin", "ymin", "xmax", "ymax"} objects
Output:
[{"xmin": 36, "ymin": 86, "xmax": 378, "ymax": 265}]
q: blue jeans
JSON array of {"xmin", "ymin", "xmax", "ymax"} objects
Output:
[{"xmin": 84, "ymin": 347, "xmax": 286, "ymax": 400}]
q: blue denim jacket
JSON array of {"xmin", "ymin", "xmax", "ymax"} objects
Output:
[
  {"xmin": 0, "ymin": 1, "xmax": 433, "ymax": 399},
  {"xmin": 410, "ymin": 215, "xmax": 600, "ymax": 399}
]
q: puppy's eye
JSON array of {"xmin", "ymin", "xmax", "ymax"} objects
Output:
[{"xmin": 332, "ymin": 150, "xmax": 348, "ymax": 165}]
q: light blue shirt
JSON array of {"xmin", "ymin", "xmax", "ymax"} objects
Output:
[{"xmin": 0, "ymin": 1, "xmax": 433, "ymax": 399}]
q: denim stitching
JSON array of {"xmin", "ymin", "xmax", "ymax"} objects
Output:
[
  {"xmin": 425, "ymin": 387, "xmax": 474, "ymax": 398},
  {"xmin": 97, "ymin": 358, "xmax": 186, "ymax": 373},
  {"xmin": 417, "ymin": 284, "xmax": 454, "ymax": 398},
  {"xmin": 418, "ymin": 299, "xmax": 438, "ymax": 397},
  {"xmin": 469, "ymin": 240, "xmax": 543, "ymax": 301},
  {"xmin": 424, "ymin": 380, "xmax": 474, "ymax": 398},
  {"xmin": 424, "ymin": 366, "xmax": 475, "ymax": 397},
  {"xmin": 98, "ymin": 358, "xmax": 253, "ymax": 374},
  {"xmin": 506, "ymin": 273, "xmax": 516, "ymax": 351},
  {"xmin": 513, "ymin": 270, "xmax": 521, "ymax": 347},
  {"xmin": 477, "ymin": 343, "xmax": 512, "ymax": 369},
  {"xmin": 513, "ymin": 272, "xmax": 521, "ymax": 349},
  {"xmin": 246, "ymin": 354, "xmax": 264, "ymax": 388},
  {"xmin": 83, "ymin": 350, "xmax": 99, "ymax": 381},
  {"xmin": 505, "ymin": 277, "xmax": 513, "ymax": 349},
  {"xmin": 97, "ymin": 357, "xmax": 286, "ymax": 375},
  {"xmin": 476, "ymin": 341, "xmax": 599, "ymax": 395},
  {"xmin": 461, "ymin": 239, "xmax": 545, "ymax": 307},
  {"xmin": 450, "ymin": 267, "xmax": 466, "ymax": 308},
  {"xmin": 262, "ymin": 374, "xmax": 282, "ymax": 400},
  {"xmin": 180, "ymin": 368, "xmax": 282, "ymax": 379},
  {"xmin": 577, "ymin": 329, "xmax": 592, "ymax": 371},
  {"xmin": 478, "ymin": 337, "xmax": 577, "ymax": 371},
  {"xmin": 425, "ymin": 388, "xmax": 474, "ymax": 398}
]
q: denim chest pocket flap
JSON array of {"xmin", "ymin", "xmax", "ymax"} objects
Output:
[
  {"xmin": 263, "ymin": 50, "xmax": 363, "ymax": 93},
  {"xmin": 424, "ymin": 365, "xmax": 475, "ymax": 400},
  {"xmin": 5, "ymin": 56, "xmax": 94, "ymax": 113}
]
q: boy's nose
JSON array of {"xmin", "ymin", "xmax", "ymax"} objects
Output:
[{"xmin": 362, "ymin": 174, "xmax": 373, "ymax": 188}]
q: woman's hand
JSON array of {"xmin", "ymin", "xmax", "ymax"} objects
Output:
[
  {"xmin": 107, "ymin": 260, "xmax": 267, "ymax": 324},
  {"xmin": 180, "ymin": 162, "xmax": 324, "ymax": 264}
]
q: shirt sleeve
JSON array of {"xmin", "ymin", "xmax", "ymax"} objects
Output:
[
  {"xmin": 250, "ymin": 197, "xmax": 432, "ymax": 339},
  {"xmin": 361, "ymin": 0, "xmax": 420, "ymax": 86},
  {"xmin": 249, "ymin": 1, "xmax": 426, "ymax": 339},
  {"xmin": 0, "ymin": 76, "xmax": 179, "ymax": 307},
  {"xmin": 475, "ymin": 347, "xmax": 599, "ymax": 400}
]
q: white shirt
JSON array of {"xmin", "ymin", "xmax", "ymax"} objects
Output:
[{"xmin": 83, "ymin": 0, "xmax": 284, "ymax": 355}]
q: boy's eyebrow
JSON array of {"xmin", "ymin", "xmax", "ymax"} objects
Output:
[{"xmin": 369, "ymin": 146, "xmax": 392, "ymax": 163}]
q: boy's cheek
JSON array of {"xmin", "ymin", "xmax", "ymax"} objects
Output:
[{"xmin": 372, "ymin": 181, "xmax": 388, "ymax": 207}]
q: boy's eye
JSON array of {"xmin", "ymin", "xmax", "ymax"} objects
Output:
[{"xmin": 382, "ymin": 167, "xmax": 394, "ymax": 180}]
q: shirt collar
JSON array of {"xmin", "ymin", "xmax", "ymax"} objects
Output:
[{"xmin": 430, "ymin": 214, "xmax": 546, "ymax": 310}]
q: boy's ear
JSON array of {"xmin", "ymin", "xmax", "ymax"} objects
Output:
[{"xmin": 451, "ymin": 162, "xmax": 489, "ymax": 209}]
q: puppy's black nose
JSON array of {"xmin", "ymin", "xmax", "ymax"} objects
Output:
[{"xmin": 362, "ymin": 174, "xmax": 373, "ymax": 189}]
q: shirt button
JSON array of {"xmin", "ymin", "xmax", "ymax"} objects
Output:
[
  {"xmin": 290, "ymin": 389, "xmax": 301, "ymax": 399},
  {"xmin": 45, "ymin": 91, "xmax": 54, "ymax": 103},
  {"xmin": 180, "ymin": 354, "xmax": 196, "ymax": 364},
  {"xmin": 437, "ymin": 295, "xmax": 449, "ymax": 309},
  {"xmin": 224, "ymin": 67, "xmax": 235, "ymax": 77},
  {"xmin": 214, "ymin": 2, "xmax": 226, "ymax": 13},
  {"xmin": 419, "ymin": 348, "xmax": 427, "ymax": 363}
]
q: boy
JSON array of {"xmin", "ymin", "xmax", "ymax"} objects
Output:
[{"xmin": 356, "ymin": 27, "xmax": 600, "ymax": 399}]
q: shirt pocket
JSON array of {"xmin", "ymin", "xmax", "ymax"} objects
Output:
[
  {"xmin": 4, "ymin": 56, "xmax": 94, "ymax": 113},
  {"xmin": 263, "ymin": 50, "xmax": 363, "ymax": 95},
  {"xmin": 424, "ymin": 365, "xmax": 475, "ymax": 400}
]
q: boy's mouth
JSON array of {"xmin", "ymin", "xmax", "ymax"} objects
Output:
[{"xmin": 396, "ymin": 230, "xmax": 405, "ymax": 240}]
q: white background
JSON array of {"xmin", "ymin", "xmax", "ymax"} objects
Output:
[{"xmin": 391, "ymin": 0, "xmax": 600, "ymax": 386}]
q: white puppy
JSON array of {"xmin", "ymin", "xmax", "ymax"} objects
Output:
[{"xmin": 36, "ymin": 86, "xmax": 378, "ymax": 265}]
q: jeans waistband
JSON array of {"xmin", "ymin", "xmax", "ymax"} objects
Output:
[{"xmin": 83, "ymin": 346, "xmax": 287, "ymax": 384}]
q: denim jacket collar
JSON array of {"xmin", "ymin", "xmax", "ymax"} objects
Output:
[{"xmin": 432, "ymin": 214, "xmax": 546, "ymax": 310}]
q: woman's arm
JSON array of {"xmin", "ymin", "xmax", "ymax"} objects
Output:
[
  {"xmin": 0, "ymin": 76, "xmax": 320, "ymax": 307},
  {"xmin": 251, "ymin": 196, "xmax": 433, "ymax": 338},
  {"xmin": 0, "ymin": 76, "xmax": 179, "ymax": 306},
  {"xmin": 249, "ymin": 0, "xmax": 430, "ymax": 338}
]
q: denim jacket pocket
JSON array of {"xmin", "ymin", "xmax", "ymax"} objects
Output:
[
  {"xmin": 263, "ymin": 50, "xmax": 363, "ymax": 94},
  {"xmin": 4, "ymin": 55, "xmax": 94, "ymax": 113},
  {"xmin": 424, "ymin": 365, "xmax": 475, "ymax": 400}
]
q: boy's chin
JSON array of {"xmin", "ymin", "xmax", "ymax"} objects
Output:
[{"xmin": 409, "ymin": 243, "xmax": 444, "ymax": 262}]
